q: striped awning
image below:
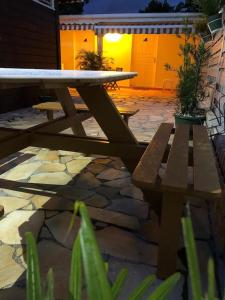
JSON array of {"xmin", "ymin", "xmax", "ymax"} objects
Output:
[
  {"xmin": 60, "ymin": 23, "xmax": 94, "ymax": 30},
  {"xmin": 94, "ymin": 25, "xmax": 193, "ymax": 34},
  {"xmin": 60, "ymin": 23, "xmax": 194, "ymax": 34}
]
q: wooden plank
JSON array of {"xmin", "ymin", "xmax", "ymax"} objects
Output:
[
  {"xmin": 33, "ymin": 102, "xmax": 139, "ymax": 117},
  {"xmin": 162, "ymin": 125, "xmax": 190, "ymax": 191},
  {"xmin": 193, "ymin": 125, "xmax": 222, "ymax": 198},
  {"xmin": 157, "ymin": 192, "xmax": 183, "ymax": 279},
  {"xmin": 54, "ymin": 88, "xmax": 86, "ymax": 137},
  {"xmin": 31, "ymin": 132, "xmax": 145, "ymax": 161},
  {"xmin": 132, "ymin": 123, "xmax": 174, "ymax": 189}
]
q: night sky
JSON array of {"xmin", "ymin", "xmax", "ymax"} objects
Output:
[{"xmin": 83, "ymin": 0, "xmax": 182, "ymax": 14}]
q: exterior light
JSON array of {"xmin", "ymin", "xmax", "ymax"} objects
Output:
[{"xmin": 104, "ymin": 33, "xmax": 122, "ymax": 42}]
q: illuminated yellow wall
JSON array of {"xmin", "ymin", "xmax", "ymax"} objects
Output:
[
  {"xmin": 103, "ymin": 34, "xmax": 132, "ymax": 87},
  {"xmin": 155, "ymin": 34, "xmax": 184, "ymax": 89},
  {"xmin": 60, "ymin": 30, "xmax": 96, "ymax": 70},
  {"xmin": 60, "ymin": 30, "xmax": 186, "ymax": 90},
  {"xmin": 60, "ymin": 30, "xmax": 75, "ymax": 70}
]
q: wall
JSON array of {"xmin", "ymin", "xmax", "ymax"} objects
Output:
[
  {"xmin": 103, "ymin": 34, "xmax": 132, "ymax": 87},
  {"xmin": 60, "ymin": 30, "xmax": 185, "ymax": 90},
  {"xmin": 155, "ymin": 35, "xmax": 183, "ymax": 89},
  {"xmin": 0, "ymin": 0, "xmax": 60, "ymax": 112}
]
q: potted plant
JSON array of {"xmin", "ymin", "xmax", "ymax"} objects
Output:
[
  {"xmin": 193, "ymin": 16, "xmax": 212, "ymax": 43},
  {"xmin": 193, "ymin": 0, "xmax": 225, "ymax": 35},
  {"xmin": 165, "ymin": 29, "xmax": 210, "ymax": 125},
  {"xmin": 76, "ymin": 49, "xmax": 114, "ymax": 70}
]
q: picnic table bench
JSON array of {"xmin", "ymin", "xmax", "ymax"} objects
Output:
[
  {"xmin": 32, "ymin": 102, "xmax": 139, "ymax": 125},
  {"xmin": 133, "ymin": 123, "xmax": 222, "ymax": 279}
]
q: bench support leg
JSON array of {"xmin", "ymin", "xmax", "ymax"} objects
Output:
[
  {"xmin": 54, "ymin": 88, "xmax": 86, "ymax": 137},
  {"xmin": 46, "ymin": 110, "xmax": 54, "ymax": 121},
  {"xmin": 157, "ymin": 192, "xmax": 183, "ymax": 279}
]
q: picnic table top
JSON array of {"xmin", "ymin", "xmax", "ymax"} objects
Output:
[
  {"xmin": 0, "ymin": 68, "xmax": 137, "ymax": 87},
  {"xmin": 133, "ymin": 123, "xmax": 222, "ymax": 199}
]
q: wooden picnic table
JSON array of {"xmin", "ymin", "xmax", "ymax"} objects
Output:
[
  {"xmin": 133, "ymin": 123, "xmax": 222, "ymax": 279},
  {"xmin": 0, "ymin": 68, "xmax": 148, "ymax": 171}
]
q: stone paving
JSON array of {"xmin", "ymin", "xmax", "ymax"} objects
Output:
[{"xmin": 0, "ymin": 89, "xmax": 220, "ymax": 299}]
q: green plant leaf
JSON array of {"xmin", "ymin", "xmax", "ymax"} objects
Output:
[
  {"xmin": 111, "ymin": 268, "xmax": 128, "ymax": 299},
  {"xmin": 182, "ymin": 216, "xmax": 202, "ymax": 300},
  {"xmin": 128, "ymin": 274, "xmax": 156, "ymax": 300},
  {"xmin": 69, "ymin": 233, "xmax": 82, "ymax": 300},
  {"xmin": 77, "ymin": 202, "xmax": 113, "ymax": 300},
  {"xmin": 25, "ymin": 232, "xmax": 42, "ymax": 300},
  {"xmin": 147, "ymin": 273, "xmax": 180, "ymax": 300},
  {"xmin": 44, "ymin": 269, "xmax": 54, "ymax": 300},
  {"xmin": 208, "ymin": 258, "xmax": 216, "ymax": 300}
]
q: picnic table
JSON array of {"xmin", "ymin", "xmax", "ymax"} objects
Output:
[
  {"xmin": 133, "ymin": 123, "xmax": 222, "ymax": 279},
  {"xmin": 0, "ymin": 68, "xmax": 148, "ymax": 173}
]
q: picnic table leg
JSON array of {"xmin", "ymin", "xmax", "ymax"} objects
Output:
[
  {"xmin": 76, "ymin": 85, "xmax": 140, "ymax": 172},
  {"xmin": 54, "ymin": 88, "xmax": 86, "ymax": 136},
  {"xmin": 157, "ymin": 192, "xmax": 183, "ymax": 279}
]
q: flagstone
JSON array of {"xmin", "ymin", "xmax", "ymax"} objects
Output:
[
  {"xmin": 66, "ymin": 158, "xmax": 93, "ymax": 174},
  {"xmin": 1, "ymin": 162, "xmax": 41, "ymax": 181},
  {"xmin": 75, "ymin": 172, "xmax": 101, "ymax": 189},
  {"xmin": 120, "ymin": 184, "xmax": 144, "ymax": 200},
  {"xmin": 37, "ymin": 162, "xmax": 66, "ymax": 173},
  {"xmin": 103, "ymin": 177, "xmax": 131, "ymax": 188},
  {"xmin": 38, "ymin": 240, "xmax": 71, "ymax": 299},
  {"xmin": 87, "ymin": 206, "xmax": 140, "ymax": 230},
  {"xmin": 86, "ymin": 163, "xmax": 106, "ymax": 174},
  {"xmin": 94, "ymin": 158, "xmax": 112, "ymax": 164},
  {"xmin": 0, "ymin": 287, "xmax": 26, "ymax": 300},
  {"xmin": 0, "ymin": 210, "xmax": 44, "ymax": 244},
  {"xmin": 31, "ymin": 194, "xmax": 73, "ymax": 210},
  {"xmin": 0, "ymin": 197, "xmax": 29, "ymax": 215},
  {"xmin": 37, "ymin": 150, "xmax": 59, "ymax": 161},
  {"xmin": 108, "ymin": 197, "xmax": 149, "ymax": 219},
  {"xmin": 96, "ymin": 186, "xmax": 120, "ymax": 199},
  {"xmin": 29, "ymin": 172, "xmax": 72, "ymax": 185},
  {"xmin": 58, "ymin": 186, "xmax": 95, "ymax": 200},
  {"xmin": 96, "ymin": 226, "xmax": 158, "ymax": 265},
  {"xmin": 85, "ymin": 194, "xmax": 109, "ymax": 208},
  {"xmin": 0, "ymin": 245, "xmax": 25, "ymax": 289},
  {"xmin": 58, "ymin": 150, "xmax": 83, "ymax": 156},
  {"xmin": 0, "ymin": 189, "xmax": 32, "ymax": 200},
  {"xmin": 46, "ymin": 212, "xmax": 80, "ymax": 249},
  {"xmin": 97, "ymin": 168, "xmax": 129, "ymax": 181}
]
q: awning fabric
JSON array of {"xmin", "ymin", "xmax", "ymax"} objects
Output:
[{"xmin": 60, "ymin": 23, "xmax": 194, "ymax": 34}]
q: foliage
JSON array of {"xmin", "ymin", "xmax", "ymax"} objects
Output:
[
  {"xmin": 193, "ymin": 0, "xmax": 225, "ymax": 16},
  {"xmin": 25, "ymin": 201, "xmax": 180, "ymax": 300},
  {"xmin": 76, "ymin": 50, "xmax": 114, "ymax": 71},
  {"xmin": 165, "ymin": 26, "xmax": 210, "ymax": 116},
  {"xmin": 140, "ymin": 0, "xmax": 173, "ymax": 12},
  {"xmin": 58, "ymin": 0, "xmax": 89, "ymax": 15},
  {"xmin": 181, "ymin": 206, "xmax": 219, "ymax": 300},
  {"xmin": 140, "ymin": 0, "xmax": 198, "ymax": 13}
]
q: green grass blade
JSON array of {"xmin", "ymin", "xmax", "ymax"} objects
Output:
[
  {"xmin": 127, "ymin": 275, "xmax": 156, "ymax": 300},
  {"xmin": 69, "ymin": 233, "xmax": 82, "ymax": 300},
  {"xmin": 147, "ymin": 273, "xmax": 180, "ymax": 300},
  {"xmin": 182, "ymin": 216, "xmax": 202, "ymax": 300},
  {"xmin": 208, "ymin": 258, "xmax": 216, "ymax": 300},
  {"xmin": 25, "ymin": 232, "xmax": 42, "ymax": 300},
  {"xmin": 44, "ymin": 269, "xmax": 54, "ymax": 300},
  {"xmin": 77, "ymin": 202, "xmax": 113, "ymax": 300},
  {"xmin": 111, "ymin": 268, "xmax": 128, "ymax": 299}
]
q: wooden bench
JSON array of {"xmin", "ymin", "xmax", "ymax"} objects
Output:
[
  {"xmin": 33, "ymin": 102, "xmax": 139, "ymax": 125},
  {"xmin": 132, "ymin": 123, "xmax": 222, "ymax": 279}
]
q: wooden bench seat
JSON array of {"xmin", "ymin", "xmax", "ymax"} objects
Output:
[
  {"xmin": 33, "ymin": 102, "xmax": 139, "ymax": 125},
  {"xmin": 132, "ymin": 123, "xmax": 222, "ymax": 279}
]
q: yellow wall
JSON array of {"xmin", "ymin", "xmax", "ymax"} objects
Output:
[
  {"xmin": 60, "ymin": 30, "xmax": 96, "ymax": 70},
  {"xmin": 60, "ymin": 30, "xmax": 75, "ymax": 70},
  {"xmin": 155, "ymin": 34, "xmax": 184, "ymax": 89},
  {"xmin": 60, "ymin": 30, "xmax": 186, "ymax": 90},
  {"xmin": 103, "ymin": 34, "xmax": 132, "ymax": 87}
]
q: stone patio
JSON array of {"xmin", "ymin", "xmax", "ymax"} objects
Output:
[{"xmin": 0, "ymin": 89, "xmax": 221, "ymax": 299}]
